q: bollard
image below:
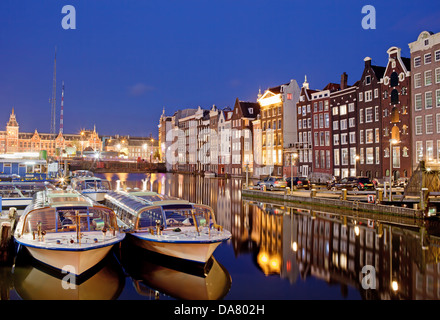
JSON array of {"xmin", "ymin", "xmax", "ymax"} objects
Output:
[
  {"xmin": 8, "ymin": 207, "xmax": 17, "ymax": 220},
  {"xmin": 421, "ymin": 188, "xmax": 428, "ymax": 211},
  {"xmin": 285, "ymin": 187, "xmax": 290, "ymax": 195},
  {"xmin": 310, "ymin": 189, "xmax": 316, "ymax": 198},
  {"xmin": 341, "ymin": 189, "xmax": 347, "ymax": 201},
  {"xmin": 376, "ymin": 188, "xmax": 383, "ymax": 203},
  {"xmin": 262, "ymin": 185, "xmax": 267, "ymax": 192}
]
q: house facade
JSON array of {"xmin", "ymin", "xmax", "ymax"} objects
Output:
[
  {"xmin": 257, "ymin": 79, "xmax": 300, "ymax": 177},
  {"xmin": 330, "ymin": 73, "xmax": 358, "ymax": 179},
  {"xmin": 296, "ymin": 77, "xmax": 315, "ymax": 177},
  {"xmin": 409, "ymin": 31, "xmax": 440, "ymax": 170},
  {"xmin": 230, "ymin": 98, "xmax": 260, "ymax": 176},
  {"xmin": 310, "ymin": 82, "xmax": 339, "ymax": 182},
  {"xmin": 356, "ymin": 57, "xmax": 385, "ymax": 180},
  {"xmin": 381, "ymin": 47, "xmax": 412, "ymax": 181}
]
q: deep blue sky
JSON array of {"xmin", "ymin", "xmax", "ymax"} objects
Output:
[{"xmin": 1, "ymin": 0, "xmax": 440, "ymax": 137}]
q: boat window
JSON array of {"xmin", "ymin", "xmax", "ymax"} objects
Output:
[
  {"xmin": 57, "ymin": 209, "xmax": 90, "ymax": 232},
  {"xmin": 164, "ymin": 209, "xmax": 194, "ymax": 228},
  {"xmin": 23, "ymin": 206, "xmax": 118, "ymax": 235},
  {"xmin": 193, "ymin": 205, "xmax": 215, "ymax": 227},
  {"xmin": 138, "ymin": 206, "xmax": 163, "ymax": 229},
  {"xmin": 89, "ymin": 208, "xmax": 117, "ymax": 230},
  {"xmin": 24, "ymin": 207, "xmax": 59, "ymax": 234}
]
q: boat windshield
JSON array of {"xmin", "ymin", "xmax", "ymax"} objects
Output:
[
  {"xmin": 76, "ymin": 179, "xmax": 111, "ymax": 191},
  {"xmin": 163, "ymin": 204, "xmax": 215, "ymax": 229},
  {"xmin": 22, "ymin": 206, "xmax": 118, "ymax": 235}
]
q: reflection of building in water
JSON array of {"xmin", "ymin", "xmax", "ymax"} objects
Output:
[
  {"xmin": 242, "ymin": 199, "xmax": 440, "ymax": 299},
  {"xmin": 115, "ymin": 173, "xmax": 440, "ymax": 300}
]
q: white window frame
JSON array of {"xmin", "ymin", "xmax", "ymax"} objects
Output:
[
  {"xmin": 415, "ymin": 93, "xmax": 422, "ymax": 111},
  {"xmin": 414, "ymin": 73, "xmax": 422, "ymax": 88},
  {"xmin": 425, "ymin": 70, "xmax": 433, "ymax": 86},
  {"xmin": 425, "ymin": 53, "xmax": 432, "ymax": 65},
  {"xmin": 365, "ymin": 107, "xmax": 373, "ymax": 123},
  {"xmin": 365, "ymin": 90, "xmax": 373, "ymax": 102},
  {"xmin": 415, "ymin": 116, "xmax": 423, "ymax": 135},
  {"xmin": 426, "ymin": 91, "xmax": 433, "ymax": 109},
  {"xmin": 426, "ymin": 114, "xmax": 434, "ymax": 134},
  {"xmin": 365, "ymin": 129, "xmax": 374, "ymax": 144},
  {"xmin": 414, "ymin": 56, "xmax": 421, "ymax": 67}
]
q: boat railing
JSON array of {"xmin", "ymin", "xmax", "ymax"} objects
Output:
[{"xmin": 19, "ymin": 201, "xmax": 119, "ymax": 237}]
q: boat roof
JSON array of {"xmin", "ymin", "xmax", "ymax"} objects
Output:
[
  {"xmin": 105, "ymin": 191, "xmax": 193, "ymax": 215},
  {"xmin": 25, "ymin": 190, "xmax": 94, "ymax": 213},
  {"xmin": 48, "ymin": 190, "xmax": 93, "ymax": 207}
]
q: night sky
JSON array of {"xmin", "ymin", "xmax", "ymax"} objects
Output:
[{"xmin": 1, "ymin": 0, "xmax": 439, "ymax": 137}]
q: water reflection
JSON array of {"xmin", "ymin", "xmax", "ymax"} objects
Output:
[
  {"xmin": 120, "ymin": 243, "xmax": 231, "ymax": 300},
  {"xmin": 97, "ymin": 173, "xmax": 440, "ymax": 299},
  {"xmin": 248, "ymin": 201, "xmax": 440, "ymax": 300},
  {"xmin": 12, "ymin": 248, "xmax": 125, "ymax": 300}
]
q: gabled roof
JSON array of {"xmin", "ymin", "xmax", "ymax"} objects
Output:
[
  {"xmin": 323, "ymin": 83, "xmax": 340, "ymax": 92},
  {"xmin": 234, "ymin": 98, "xmax": 260, "ymax": 119},
  {"xmin": 371, "ymin": 65, "xmax": 386, "ymax": 79},
  {"xmin": 401, "ymin": 57, "xmax": 411, "ymax": 71},
  {"xmin": 299, "ymin": 86, "xmax": 318, "ymax": 102},
  {"xmin": 267, "ymin": 82, "xmax": 290, "ymax": 94}
]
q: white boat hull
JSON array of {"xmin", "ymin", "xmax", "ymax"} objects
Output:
[
  {"xmin": 24, "ymin": 245, "xmax": 114, "ymax": 276},
  {"xmin": 2, "ymin": 198, "xmax": 33, "ymax": 207},
  {"xmin": 14, "ymin": 232, "xmax": 125, "ymax": 275},
  {"xmin": 129, "ymin": 234, "xmax": 226, "ymax": 263},
  {"xmin": 82, "ymin": 191, "xmax": 106, "ymax": 202}
]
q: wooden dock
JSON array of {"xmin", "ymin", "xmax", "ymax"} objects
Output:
[
  {"xmin": 242, "ymin": 188, "xmax": 424, "ymax": 219},
  {"xmin": 0, "ymin": 208, "xmax": 18, "ymax": 264}
]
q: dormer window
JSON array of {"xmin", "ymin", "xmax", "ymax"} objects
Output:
[{"xmin": 249, "ymin": 108, "xmax": 253, "ymax": 115}]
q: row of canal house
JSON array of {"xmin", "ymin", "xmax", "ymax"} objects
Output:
[
  {"xmin": 296, "ymin": 46, "xmax": 412, "ymax": 182},
  {"xmin": 159, "ymin": 31, "xmax": 440, "ymax": 182}
]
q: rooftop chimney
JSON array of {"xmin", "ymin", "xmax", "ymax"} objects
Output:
[
  {"xmin": 364, "ymin": 56, "xmax": 372, "ymax": 67},
  {"xmin": 340, "ymin": 72, "xmax": 348, "ymax": 90}
]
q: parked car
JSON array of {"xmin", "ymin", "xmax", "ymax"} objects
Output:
[
  {"xmin": 393, "ymin": 177, "xmax": 408, "ymax": 188},
  {"xmin": 286, "ymin": 176, "xmax": 310, "ymax": 190},
  {"xmin": 327, "ymin": 176, "xmax": 375, "ymax": 191},
  {"xmin": 256, "ymin": 176, "xmax": 287, "ymax": 191}
]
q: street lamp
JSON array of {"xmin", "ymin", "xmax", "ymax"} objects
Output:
[
  {"xmin": 291, "ymin": 152, "xmax": 298, "ymax": 194},
  {"xmin": 389, "ymin": 139, "xmax": 398, "ymax": 201},
  {"xmin": 354, "ymin": 155, "xmax": 360, "ymax": 177}
]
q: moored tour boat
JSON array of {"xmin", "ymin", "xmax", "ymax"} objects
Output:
[
  {"xmin": 104, "ymin": 190, "xmax": 231, "ymax": 263},
  {"xmin": 14, "ymin": 189, "xmax": 125, "ymax": 276},
  {"xmin": 69, "ymin": 175, "xmax": 111, "ymax": 202},
  {"xmin": 0, "ymin": 181, "xmax": 54, "ymax": 208}
]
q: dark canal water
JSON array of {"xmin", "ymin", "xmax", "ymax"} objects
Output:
[{"xmin": 3, "ymin": 172, "xmax": 440, "ymax": 300}]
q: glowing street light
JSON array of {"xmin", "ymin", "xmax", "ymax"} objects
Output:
[
  {"xmin": 389, "ymin": 139, "xmax": 398, "ymax": 201},
  {"xmin": 392, "ymin": 280, "xmax": 399, "ymax": 292}
]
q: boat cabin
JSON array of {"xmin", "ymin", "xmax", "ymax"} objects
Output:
[
  {"xmin": 71, "ymin": 176, "xmax": 111, "ymax": 192},
  {"xmin": 17, "ymin": 191, "xmax": 119, "ymax": 237},
  {"xmin": 104, "ymin": 191, "xmax": 218, "ymax": 232}
]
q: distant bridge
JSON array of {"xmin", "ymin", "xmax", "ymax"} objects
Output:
[{"xmin": 68, "ymin": 159, "xmax": 166, "ymax": 173}]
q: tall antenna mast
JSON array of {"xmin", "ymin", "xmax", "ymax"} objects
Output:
[
  {"xmin": 60, "ymin": 81, "xmax": 64, "ymax": 134},
  {"xmin": 50, "ymin": 46, "xmax": 57, "ymax": 137}
]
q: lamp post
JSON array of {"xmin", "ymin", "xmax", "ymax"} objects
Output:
[
  {"xmin": 245, "ymin": 162, "xmax": 249, "ymax": 189},
  {"xmin": 291, "ymin": 152, "xmax": 298, "ymax": 193},
  {"xmin": 389, "ymin": 139, "xmax": 398, "ymax": 201},
  {"xmin": 354, "ymin": 155, "xmax": 360, "ymax": 177}
]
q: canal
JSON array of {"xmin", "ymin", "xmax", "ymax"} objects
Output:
[{"xmin": 3, "ymin": 172, "xmax": 440, "ymax": 300}]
